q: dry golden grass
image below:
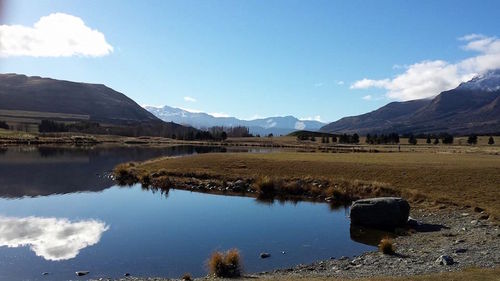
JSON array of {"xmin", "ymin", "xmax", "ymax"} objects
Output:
[
  {"xmin": 127, "ymin": 151, "xmax": 500, "ymax": 218},
  {"xmin": 248, "ymin": 267, "xmax": 500, "ymax": 281},
  {"xmin": 378, "ymin": 237, "xmax": 395, "ymax": 255},
  {"xmin": 207, "ymin": 249, "xmax": 242, "ymax": 278}
]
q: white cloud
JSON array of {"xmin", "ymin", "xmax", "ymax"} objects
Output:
[
  {"xmin": 183, "ymin": 96, "xmax": 197, "ymax": 102},
  {"xmin": 300, "ymin": 115, "xmax": 323, "ymax": 122},
  {"xmin": 294, "ymin": 121, "xmax": 306, "ymax": 130},
  {"xmin": 209, "ymin": 112, "xmax": 230, "ymax": 118},
  {"xmin": 336, "ymin": 80, "xmax": 345, "ymax": 85},
  {"xmin": 314, "ymin": 82, "xmax": 324, "ymax": 87},
  {"xmin": 362, "ymin": 95, "xmax": 372, "ymax": 100},
  {"xmin": 0, "ymin": 13, "xmax": 113, "ymax": 57},
  {"xmin": 0, "ymin": 216, "xmax": 108, "ymax": 261},
  {"xmin": 350, "ymin": 34, "xmax": 500, "ymax": 101}
]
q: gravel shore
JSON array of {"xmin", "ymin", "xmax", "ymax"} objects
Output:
[{"xmin": 91, "ymin": 204, "xmax": 499, "ymax": 281}]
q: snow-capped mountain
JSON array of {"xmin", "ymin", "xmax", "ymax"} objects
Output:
[
  {"xmin": 145, "ymin": 105, "xmax": 325, "ymax": 135},
  {"xmin": 457, "ymin": 69, "xmax": 500, "ymax": 92}
]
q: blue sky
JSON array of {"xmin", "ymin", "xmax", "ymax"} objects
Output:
[{"xmin": 1, "ymin": 0, "xmax": 500, "ymax": 122}]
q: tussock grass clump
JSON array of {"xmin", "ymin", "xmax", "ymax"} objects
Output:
[
  {"xmin": 181, "ymin": 273, "xmax": 192, "ymax": 281},
  {"xmin": 254, "ymin": 176, "xmax": 277, "ymax": 195},
  {"xmin": 208, "ymin": 249, "xmax": 242, "ymax": 278},
  {"xmin": 378, "ymin": 237, "xmax": 395, "ymax": 255},
  {"xmin": 113, "ymin": 163, "xmax": 139, "ymax": 185}
]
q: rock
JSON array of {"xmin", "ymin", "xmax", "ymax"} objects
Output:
[
  {"xmin": 124, "ymin": 273, "xmax": 131, "ymax": 276},
  {"xmin": 75, "ymin": 271, "xmax": 90, "ymax": 276},
  {"xmin": 281, "ymin": 251, "xmax": 286, "ymax": 255},
  {"xmin": 350, "ymin": 197, "xmax": 410, "ymax": 229},
  {"xmin": 407, "ymin": 217, "xmax": 420, "ymax": 227},
  {"xmin": 435, "ymin": 255, "xmax": 454, "ymax": 265},
  {"xmin": 42, "ymin": 272, "xmax": 49, "ymax": 275},
  {"xmin": 455, "ymin": 248, "xmax": 467, "ymax": 253},
  {"xmin": 260, "ymin": 252, "xmax": 271, "ymax": 259}
]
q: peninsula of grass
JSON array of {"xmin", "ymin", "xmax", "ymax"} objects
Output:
[{"xmin": 114, "ymin": 151, "xmax": 500, "ymax": 219}]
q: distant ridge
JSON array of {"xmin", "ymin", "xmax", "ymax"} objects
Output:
[
  {"xmin": 321, "ymin": 70, "xmax": 500, "ymax": 135},
  {"xmin": 145, "ymin": 105, "xmax": 325, "ymax": 135}
]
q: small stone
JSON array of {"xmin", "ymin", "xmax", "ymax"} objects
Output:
[
  {"xmin": 461, "ymin": 213, "xmax": 470, "ymax": 217},
  {"xmin": 474, "ymin": 207, "xmax": 484, "ymax": 212},
  {"xmin": 455, "ymin": 248, "xmax": 467, "ymax": 254},
  {"xmin": 281, "ymin": 251, "xmax": 286, "ymax": 255},
  {"xmin": 435, "ymin": 255, "xmax": 454, "ymax": 265},
  {"xmin": 471, "ymin": 220, "xmax": 478, "ymax": 224},
  {"xmin": 42, "ymin": 272, "xmax": 49, "ymax": 276},
  {"xmin": 124, "ymin": 273, "xmax": 131, "ymax": 276},
  {"xmin": 75, "ymin": 271, "xmax": 90, "ymax": 276},
  {"xmin": 260, "ymin": 252, "xmax": 271, "ymax": 259}
]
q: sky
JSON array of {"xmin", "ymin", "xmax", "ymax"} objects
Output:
[{"xmin": 1, "ymin": 0, "xmax": 500, "ymax": 123}]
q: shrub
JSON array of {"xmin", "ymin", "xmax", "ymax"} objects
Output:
[
  {"xmin": 113, "ymin": 163, "xmax": 139, "ymax": 185},
  {"xmin": 488, "ymin": 136, "xmax": 495, "ymax": 145},
  {"xmin": 208, "ymin": 249, "xmax": 242, "ymax": 278},
  {"xmin": 0, "ymin": 121, "xmax": 9, "ymax": 130},
  {"xmin": 182, "ymin": 273, "xmax": 192, "ymax": 281},
  {"xmin": 254, "ymin": 176, "xmax": 276, "ymax": 195},
  {"xmin": 378, "ymin": 237, "xmax": 395, "ymax": 255}
]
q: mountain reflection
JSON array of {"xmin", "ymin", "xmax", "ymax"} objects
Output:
[
  {"xmin": 0, "ymin": 145, "xmax": 227, "ymax": 198},
  {"xmin": 0, "ymin": 216, "xmax": 109, "ymax": 261}
]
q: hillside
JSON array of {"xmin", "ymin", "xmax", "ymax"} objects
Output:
[
  {"xmin": 0, "ymin": 74, "xmax": 195, "ymax": 137},
  {"xmin": 0, "ymin": 73, "xmax": 159, "ymax": 124},
  {"xmin": 321, "ymin": 70, "xmax": 500, "ymax": 135},
  {"xmin": 145, "ymin": 105, "xmax": 325, "ymax": 135}
]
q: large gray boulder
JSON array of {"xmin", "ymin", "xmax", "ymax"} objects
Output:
[{"xmin": 350, "ymin": 197, "xmax": 410, "ymax": 229}]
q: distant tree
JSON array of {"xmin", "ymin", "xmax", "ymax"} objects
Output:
[
  {"xmin": 38, "ymin": 120, "xmax": 68, "ymax": 133},
  {"xmin": 0, "ymin": 121, "xmax": 8, "ymax": 130},
  {"xmin": 441, "ymin": 133, "xmax": 454, "ymax": 144},
  {"xmin": 365, "ymin": 134, "xmax": 372, "ymax": 144},
  {"xmin": 488, "ymin": 136, "xmax": 495, "ymax": 145},
  {"xmin": 426, "ymin": 135, "xmax": 432, "ymax": 144},
  {"xmin": 310, "ymin": 135, "xmax": 316, "ymax": 142},
  {"xmin": 221, "ymin": 131, "xmax": 227, "ymax": 141},
  {"xmin": 352, "ymin": 133, "xmax": 360, "ymax": 144},
  {"xmin": 267, "ymin": 133, "xmax": 273, "ymax": 138},
  {"xmin": 331, "ymin": 135, "xmax": 337, "ymax": 143},
  {"xmin": 467, "ymin": 135, "xmax": 478, "ymax": 145},
  {"xmin": 325, "ymin": 135, "xmax": 330, "ymax": 143},
  {"xmin": 321, "ymin": 136, "xmax": 326, "ymax": 143},
  {"xmin": 408, "ymin": 134, "xmax": 417, "ymax": 145},
  {"xmin": 256, "ymin": 134, "xmax": 261, "ymax": 138},
  {"xmin": 433, "ymin": 137, "xmax": 439, "ymax": 145}
]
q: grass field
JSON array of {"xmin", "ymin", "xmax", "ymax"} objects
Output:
[{"xmin": 121, "ymin": 150, "xmax": 500, "ymax": 219}]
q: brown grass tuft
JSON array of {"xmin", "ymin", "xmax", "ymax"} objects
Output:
[
  {"xmin": 378, "ymin": 237, "xmax": 395, "ymax": 255},
  {"xmin": 181, "ymin": 273, "xmax": 192, "ymax": 281},
  {"xmin": 208, "ymin": 248, "xmax": 242, "ymax": 278}
]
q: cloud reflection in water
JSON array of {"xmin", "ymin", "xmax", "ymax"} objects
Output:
[{"xmin": 0, "ymin": 216, "xmax": 109, "ymax": 261}]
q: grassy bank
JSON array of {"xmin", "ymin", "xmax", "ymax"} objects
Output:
[{"xmin": 114, "ymin": 151, "xmax": 500, "ymax": 219}]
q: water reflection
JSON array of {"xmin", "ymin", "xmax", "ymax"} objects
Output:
[
  {"xmin": 0, "ymin": 145, "xmax": 230, "ymax": 198},
  {"xmin": 0, "ymin": 216, "xmax": 108, "ymax": 261}
]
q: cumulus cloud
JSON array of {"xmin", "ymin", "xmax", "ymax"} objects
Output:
[
  {"xmin": 336, "ymin": 80, "xmax": 345, "ymax": 85},
  {"xmin": 362, "ymin": 95, "xmax": 372, "ymax": 100},
  {"xmin": 0, "ymin": 13, "xmax": 113, "ymax": 57},
  {"xmin": 350, "ymin": 34, "xmax": 500, "ymax": 101},
  {"xmin": 183, "ymin": 96, "xmax": 197, "ymax": 102},
  {"xmin": 0, "ymin": 216, "xmax": 109, "ymax": 261}
]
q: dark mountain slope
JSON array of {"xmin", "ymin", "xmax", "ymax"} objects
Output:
[
  {"xmin": 321, "ymin": 70, "xmax": 500, "ymax": 135},
  {"xmin": 0, "ymin": 73, "xmax": 158, "ymax": 124}
]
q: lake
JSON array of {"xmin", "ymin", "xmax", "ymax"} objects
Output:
[{"xmin": 0, "ymin": 145, "xmax": 375, "ymax": 280}]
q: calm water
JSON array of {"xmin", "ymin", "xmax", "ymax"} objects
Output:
[{"xmin": 0, "ymin": 146, "xmax": 375, "ymax": 280}]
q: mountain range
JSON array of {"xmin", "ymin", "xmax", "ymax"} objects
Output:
[
  {"xmin": 145, "ymin": 105, "xmax": 325, "ymax": 136},
  {"xmin": 321, "ymin": 70, "xmax": 500, "ymax": 135}
]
